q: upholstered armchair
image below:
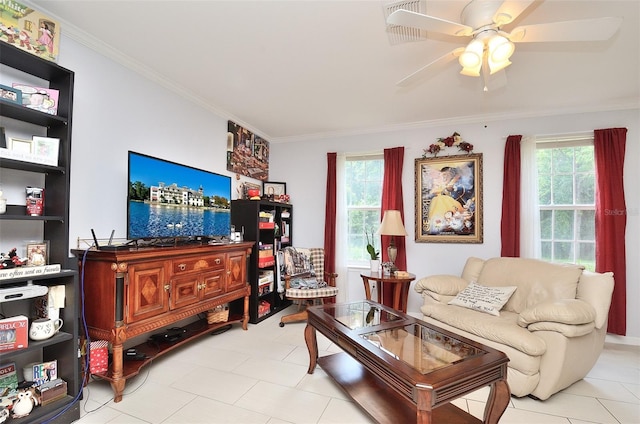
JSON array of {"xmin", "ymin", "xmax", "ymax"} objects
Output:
[{"xmin": 278, "ymin": 247, "xmax": 338, "ymax": 327}]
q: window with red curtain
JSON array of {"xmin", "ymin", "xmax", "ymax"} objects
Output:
[{"xmin": 594, "ymin": 128, "xmax": 627, "ymax": 335}]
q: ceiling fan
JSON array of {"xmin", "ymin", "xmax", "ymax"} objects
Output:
[{"xmin": 387, "ymin": 0, "xmax": 623, "ymax": 90}]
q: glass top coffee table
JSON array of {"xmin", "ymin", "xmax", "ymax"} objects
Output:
[{"xmin": 304, "ymin": 300, "xmax": 510, "ymax": 424}]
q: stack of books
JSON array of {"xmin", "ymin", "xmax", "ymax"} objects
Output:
[
  {"xmin": 258, "ymin": 243, "xmax": 274, "ymax": 267},
  {"xmin": 258, "ymin": 271, "xmax": 274, "ymax": 295}
]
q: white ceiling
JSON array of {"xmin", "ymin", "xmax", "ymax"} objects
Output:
[{"xmin": 31, "ymin": 0, "xmax": 640, "ymax": 141}]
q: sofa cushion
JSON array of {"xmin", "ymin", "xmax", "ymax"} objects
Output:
[
  {"xmin": 576, "ymin": 271, "xmax": 614, "ymax": 329},
  {"xmin": 421, "ymin": 315, "xmax": 542, "ymax": 379},
  {"xmin": 414, "ymin": 275, "xmax": 468, "ymax": 296},
  {"xmin": 421, "ymin": 303, "xmax": 547, "ymax": 356},
  {"xmin": 448, "ymin": 281, "xmax": 517, "ymax": 316},
  {"xmin": 461, "ymin": 257, "xmax": 485, "ymax": 282},
  {"xmin": 518, "ymin": 299, "xmax": 596, "ymax": 327},
  {"xmin": 477, "ymin": 257, "xmax": 583, "ymax": 313}
]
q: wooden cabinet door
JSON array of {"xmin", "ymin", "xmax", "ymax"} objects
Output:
[
  {"xmin": 200, "ymin": 270, "xmax": 225, "ymax": 300},
  {"xmin": 170, "ymin": 274, "xmax": 200, "ymax": 310},
  {"xmin": 226, "ymin": 250, "xmax": 247, "ymax": 292},
  {"xmin": 127, "ymin": 261, "xmax": 170, "ymax": 323}
]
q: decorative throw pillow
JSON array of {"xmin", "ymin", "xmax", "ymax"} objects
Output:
[{"xmin": 448, "ymin": 281, "xmax": 517, "ymax": 316}]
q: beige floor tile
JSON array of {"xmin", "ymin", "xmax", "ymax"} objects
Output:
[
  {"xmin": 317, "ymin": 398, "xmax": 375, "ymax": 423},
  {"xmin": 468, "ymin": 399, "xmax": 571, "ymax": 423},
  {"xmin": 511, "ymin": 393, "xmax": 618, "ymax": 423},
  {"xmin": 108, "ymin": 380, "xmax": 197, "ymax": 423},
  {"xmin": 599, "ymin": 398, "xmax": 640, "ymax": 424},
  {"xmin": 235, "ymin": 380, "xmax": 331, "ymax": 423},
  {"xmin": 163, "ymin": 395, "xmax": 270, "ymax": 423},
  {"xmin": 296, "ymin": 369, "xmax": 350, "ymax": 400},
  {"xmin": 562, "ymin": 377, "xmax": 640, "ymax": 403},
  {"xmin": 231, "ymin": 356, "xmax": 309, "ymax": 387},
  {"xmin": 170, "ymin": 366, "xmax": 259, "ymax": 404}
]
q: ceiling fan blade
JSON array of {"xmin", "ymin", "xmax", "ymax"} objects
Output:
[
  {"xmin": 508, "ymin": 17, "xmax": 623, "ymax": 43},
  {"xmin": 493, "ymin": 0, "xmax": 535, "ymax": 26},
  {"xmin": 396, "ymin": 48, "xmax": 464, "ymax": 87},
  {"xmin": 387, "ymin": 9, "xmax": 473, "ymax": 37}
]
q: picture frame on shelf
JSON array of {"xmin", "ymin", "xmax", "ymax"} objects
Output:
[
  {"xmin": 8, "ymin": 137, "xmax": 33, "ymax": 154},
  {"xmin": 26, "ymin": 241, "xmax": 50, "ymax": 266},
  {"xmin": 414, "ymin": 153, "xmax": 483, "ymax": 244},
  {"xmin": 263, "ymin": 181, "xmax": 286, "ymax": 199},
  {"xmin": 32, "ymin": 136, "xmax": 60, "ymax": 165},
  {"xmin": 12, "ymin": 84, "xmax": 59, "ymax": 115},
  {"xmin": 0, "ymin": 84, "xmax": 22, "ymax": 105}
]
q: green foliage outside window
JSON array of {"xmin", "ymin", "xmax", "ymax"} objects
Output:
[
  {"xmin": 537, "ymin": 145, "xmax": 595, "ymax": 270},
  {"xmin": 346, "ymin": 157, "xmax": 383, "ymax": 263}
]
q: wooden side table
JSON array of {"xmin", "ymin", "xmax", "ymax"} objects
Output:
[{"xmin": 360, "ymin": 271, "xmax": 416, "ymax": 313}]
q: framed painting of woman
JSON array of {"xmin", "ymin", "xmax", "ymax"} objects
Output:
[{"xmin": 414, "ymin": 154, "xmax": 483, "ymax": 243}]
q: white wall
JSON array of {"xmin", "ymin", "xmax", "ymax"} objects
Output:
[
  {"xmin": 56, "ymin": 37, "xmax": 236, "ymax": 248},
  {"xmin": 268, "ymin": 110, "xmax": 640, "ymax": 337},
  {"xmin": 54, "ymin": 37, "xmax": 639, "ymax": 337}
]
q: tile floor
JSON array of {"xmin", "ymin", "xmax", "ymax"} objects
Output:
[{"xmin": 74, "ymin": 306, "xmax": 640, "ymax": 424}]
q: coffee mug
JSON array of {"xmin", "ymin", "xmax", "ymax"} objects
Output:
[{"xmin": 29, "ymin": 318, "xmax": 63, "ymax": 341}]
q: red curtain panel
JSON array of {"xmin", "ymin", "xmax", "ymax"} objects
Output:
[
  {"xmin": 594, "ymin": 128, "xmax": 627, "ymax": 335},
  {"xmin": 324, "ymin": 152, "xmax": 337, "ymax": 276},
  {"xmin": 500, "ymin": 135, "xmax": 522, "ymax": 257},
  {"xmin": 381, "ymin": 147, "xmax": 406, "ymax": 307}
]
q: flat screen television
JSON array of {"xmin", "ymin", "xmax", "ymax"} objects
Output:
[{"xmin": 127, "ymin": 151, "xmax": 232, "ymax": 241}]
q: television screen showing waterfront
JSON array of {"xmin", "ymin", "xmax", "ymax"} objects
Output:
[{"xmin": 127, "ymin": 151, "xmax": 232, "ymax": 240}]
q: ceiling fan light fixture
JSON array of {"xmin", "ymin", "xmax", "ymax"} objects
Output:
[
  {"xmin": 488, "ymin": 34, "xmax": 515, "ymax": 63},
  {"xmin": 458, "ymin": 39, "xmax": 483, "ymax": 69},
  {"xmin": 460, "ymin": 65, "xmax": 481, "ymax": 77},
  {"xmin": 488, "ymin": 58, "xmax": 511, "ymax": 74}
]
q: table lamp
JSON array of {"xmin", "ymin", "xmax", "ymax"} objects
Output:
[{"xmin": 377, "ymin": 210, "xmax": 407, "ymax": 273}]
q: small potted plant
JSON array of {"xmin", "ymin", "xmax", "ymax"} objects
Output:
[{"xmin": 366, "ymin": 231, "xmax": 380, "ymax": 272}]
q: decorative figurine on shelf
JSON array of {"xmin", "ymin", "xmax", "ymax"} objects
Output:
[
  {"xmin": 11, "ymin": 388, "xmax": 38, "ymax": 419},
  {"xmin": 1, "ymin": 248, "xmax": 27, "ymax": 269}
]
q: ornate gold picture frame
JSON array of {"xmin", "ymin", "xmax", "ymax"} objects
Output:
[{"xmin": 415, "ymin": 153, "xmax": 483, "ymax": 243}]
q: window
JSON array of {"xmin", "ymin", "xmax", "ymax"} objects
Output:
[
  {"xmin": 345, "ymin": 155, "xmax": 383, "ymax": 264},
  {"xmin": 537, "ymin": 138, "xmax": 595, "ymax": 270}
]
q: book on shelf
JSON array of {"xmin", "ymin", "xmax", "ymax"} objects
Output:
[
  {"xmin": 31, "ymin": 360, "xmax": 57, "ymax": 387},
  {"xmin": 0, "ymin": 316, "xmax": 28, "ymax": 352},
  {"xmin": 258, "ymin": 256, "xmax": 275, "ymax": 268},
  {"xmin": 0, "ymin": 264, "xmax": 61, "ymax": 280},
  {"xmin": 258, "ymin": 270, "xmax": 274, "ymax": 284},
  {"xmin": 0, "ymin": 362, "xmax": 18, "ymax": 398}
]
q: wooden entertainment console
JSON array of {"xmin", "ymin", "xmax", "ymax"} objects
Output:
[{"xmin": 73, "ymin": 242, "xmax": 253, "ymax": 402}]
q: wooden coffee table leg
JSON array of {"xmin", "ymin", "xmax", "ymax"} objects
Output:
[
  {"xmin": 483, "ymin": 378, "xmax": 510, "ymax": 424},
  {"xmin": 304, "ymin": 323, "xmax": 318, "ymax": 374}
]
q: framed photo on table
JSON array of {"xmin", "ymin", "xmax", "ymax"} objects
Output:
[{"xmin": 414, "ymin": 153, "xmax": 483, "ymax": 243}]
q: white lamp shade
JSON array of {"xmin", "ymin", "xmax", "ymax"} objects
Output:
[{"xmin": 377, "ymin": 210, "xmax": 408, "ymax": 236}]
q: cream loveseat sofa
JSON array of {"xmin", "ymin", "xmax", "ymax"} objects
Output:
[{"xmin": 414, "ymin": 257, "xmax": 614, "ymax": 400}]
